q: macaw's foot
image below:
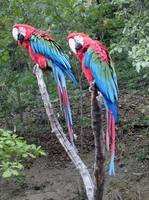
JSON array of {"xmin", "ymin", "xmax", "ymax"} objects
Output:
[
  {"xmin": 33, "ymin": 64, "xmax": 39, "ymax": 74},
  {"xmin": 96, "ymin": 91, "xmax": 103, "ymax": 102},
  {"xmin": 89, "ymin": 80, "xmax": 96, "ymax": 92}
]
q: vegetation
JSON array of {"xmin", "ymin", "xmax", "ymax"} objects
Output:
[
  {"xmin": 0, "ymin": 0, "xmax": 148, "ymax": 186},
  {"xmin": 0, "ymin": 129, "xmax": 45, "ymax": 178},
  {"xmin": 1, "ymin": 0, "xmax": 149, "ymax": 118}
]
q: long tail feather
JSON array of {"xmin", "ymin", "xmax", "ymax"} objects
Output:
[
  {"xmin": 57, "ymin": 85, "xmax": 63, "ymax": 111},
  {"xmin": 109, "ymin": 112, "xmax": 116, "ymax": 176},
  {"xmin": 51, "ymin": 63, "xmax": 74, "ymax": 144},
  {"xmin": 106, "ymin": 111, "xmax": 111, "ymax": 151},
  {"xmin": 60, "ymin": 87, "xmax": 74, "ymax": 143}
]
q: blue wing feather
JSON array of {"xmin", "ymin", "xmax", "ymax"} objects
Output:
[
  {"xmin": 30, "ymin": 35, "xmax": 77, "ymax": 85},
  {"xmin": 84, "ymin": 48, "xmax": 119, "ymax": 123},
  {"xmin": 48, "ymin": 60, "xmax": 74, "ymax": 142},
  {"xmin": 30, "ymin": 34, "xmax": 76, "ymax": 143}
]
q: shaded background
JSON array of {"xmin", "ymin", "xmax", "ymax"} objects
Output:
[{"xmin": 0, "ymin": 0, "xmax": 149, "ymax": 199}]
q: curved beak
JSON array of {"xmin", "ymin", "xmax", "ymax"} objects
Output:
[
  {"xmin": 75, "ymin": 42, "xmax": 82, "ymax": 51},
  {"xmin": 17, "ymin": 33, "xmax": 24, "ymax": 41}
]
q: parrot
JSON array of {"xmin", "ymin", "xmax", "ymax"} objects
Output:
[
  {"xmin": 12, "ymin": 24, "xmax": 77, "ymax": 145},
  {"xmin": 67, "ymin": 32, "xmax": 119, "ymax": 176}
]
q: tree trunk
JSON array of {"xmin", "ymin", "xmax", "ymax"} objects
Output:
[
  {"xmin": 96, "ymin": 0, "xmax": 100, "ymax": 4},
  {"xmin": 79, "ymin": 72, "xmax": 84, "ymax": 154},
  {"xmin": 91, "ymin": 89, "xmax": 105, "ymax": 200},
  {"xmin": 140, "ymin": 0, "xmax": 145, "ymax": 9},
  {"xmin": 34, "ymin": 66, "xmax": 94, "ymax": 200},
  {"xmin": 16, "ymin": 84, "xmax": 24, "ymax": 124}
]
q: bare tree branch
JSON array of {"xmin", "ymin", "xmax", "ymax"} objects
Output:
[
  {"xmin": 91, "ymin": 89, "xmax": 105, "ymax": 200},
  {"xmin": 96, "ymin": 0, "xmax": 100, "ymax": 5},
  {"xmin": 34, "ymin": 65, "xmax": 94, "ymax": 200}
]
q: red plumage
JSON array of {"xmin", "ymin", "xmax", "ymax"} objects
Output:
[
  {"xmin": 67, "ymin": 32, "xmax": 110, "ymax": 63},
  {"xmin": 13, "ymin": 24, "xmax": 54, "ymax": 69},
  {"xmin": 67, "ymin": 32, "xmax": 119, "ymax": 175},
  {"xmin": 67, "ymin": 32, "xmax": 110, "ymax": 82},
  {"xmin": 12, "ymin": 24, "xmax": 78, "ymax": 145}
]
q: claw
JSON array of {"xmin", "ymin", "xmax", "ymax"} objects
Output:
[
  {"xmin": 33, "ymin": 64, "xmax": 39, "ymax": 74},
  {"xmin": 89, "ymin": 80, "xmax": 96, "ymax": 92},
  {"xmin": 96, "ymin": 91, "xmax": 103, "ymax": 102}
]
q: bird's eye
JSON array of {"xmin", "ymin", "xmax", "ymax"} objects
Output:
[
  {"xmin": 74, "ymin": 36, "xmax": 83, "ymax": 45},
  {"xmin": 19, "ymin": 27, "xmax": 26, "ymax": 36}
]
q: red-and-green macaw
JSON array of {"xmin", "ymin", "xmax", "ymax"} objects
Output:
[
  {"xmin": 67, "ymin": 32, "xmax": 119, "ymax": 175},
  {"xmin": 12, "ymin": 24, "xmax": 77, "ymax": 145}
]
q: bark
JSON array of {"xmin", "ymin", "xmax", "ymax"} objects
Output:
[
  {"xmin": 79, "ymin": 72, "xmax": 84, "ymax": 154},
  {"xmin": 96, "ymin": 0, "xmax": 100, "ymax": 4},
  {"xmin": 16, "ymin": 84, "xmax": 24, "ymax": 124},
  {"xmin": 34, "ymin": 66, "xmax": 94, "ymax": 200},
  {"xmin": 91, "ymin": 89, "xmax": 105, "ymax": 200},
  {"xmin": 140, "ymin": 0, "xmax": 145, "ymax": 9}
]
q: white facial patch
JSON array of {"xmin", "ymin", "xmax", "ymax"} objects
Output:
[
  {"xmin": 68, "ymin": 38, "xmax": 76, "ymax": 54},
  {"xmin": 19, "ymin": 27, "xmax": 26, "ymax": 36},
  {"xmin": 12, "ymin": 28, "xmax": 18, "ymax": 41},
  {"xmin": 74, "ymin": 35, "xmax": 84, "ymax": 45}
]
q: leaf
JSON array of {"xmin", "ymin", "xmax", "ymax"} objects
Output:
[
  {"xmin": 135, "ymin": 63, "xmax": 141, "ymax": 72},
  {"xmin": 2, "ymin": 169, "xmax": 12, "ymax": 178},
  {"xmin": 0, "ymin": 129, "xmax": 45, "ymax": 178}
]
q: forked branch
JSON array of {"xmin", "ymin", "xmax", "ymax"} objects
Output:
[{"xmin": 34, "ymin": 65, "xmax": 94, "ymax": 200}]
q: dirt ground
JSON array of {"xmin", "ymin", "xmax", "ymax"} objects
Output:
[
  {"xmin": 0, "ymin": 142, "xmax": 149, "ymax": 200},
  {"xmin": 0, "ymin": 79, "xmax": 149, "ymax": 200}
]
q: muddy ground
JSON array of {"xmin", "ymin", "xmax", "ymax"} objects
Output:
[{"xmin": 0, "ymin": 74, "xmax": 149, "ymax": 200}]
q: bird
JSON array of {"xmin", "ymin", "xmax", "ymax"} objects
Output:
[
  {"xmin": 12, "ymin": 24, "xmax": 77, "ymax": 145},
  {"xmin": 67, "ymin": 32, "xmax": 119, "ymax": 175}
]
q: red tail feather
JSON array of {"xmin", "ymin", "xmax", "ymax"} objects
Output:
[
  {"xmin": 106, "ymin": 111, "xmax": 115, "ymax": 154},
  {"xmin": 57, "ymin": 86, "xmax": 74, "ymax": 144},
  {"xmin": 111, "ymin": 114, "xmax": 115, "ymax": 155},
  {"xmin": 106, "ymin": 112, "xmax": 110, "ymax": 151},
  {"xmin": 109, "ymin": 112, "xmax": 116, "ymax": 175},
  {"xmin": 106, "ymin": 111, "xmax": 116, "ymax": 175},
  {"xmin": 57, "ymin": 86, "xmax": 63, "ymax": 111}
]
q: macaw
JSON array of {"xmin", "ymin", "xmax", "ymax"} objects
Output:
[
  {"xmin": 67, "ymin": 32, "xmax": 119, "ymax": 175},
  {"xmin": 12, "ymin": 24, "xmax": 77, "ymax": 145}
]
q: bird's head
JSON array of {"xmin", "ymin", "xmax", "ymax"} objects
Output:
[
  {"xmin": 12, "ymin": 24, "xmax": 35, "ymax": 44},
  {"xmin": 67, "ymin": 32, "xmax": 92, "ymax": 54}
]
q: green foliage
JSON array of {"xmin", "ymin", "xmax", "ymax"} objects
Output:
[
  {"xmin": 0, "ymin": 0, "xmax": 148, "ymax": 136},
  {"xmin": 110, "ymin": 0, "xmax": 149, "ymax": 72},
  {"xmin": 0, "ymin": 129, "xmax": 45, "ymax": 178}
]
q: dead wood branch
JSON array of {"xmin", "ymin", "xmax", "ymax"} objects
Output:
[
  {"xmin": 34, "ymin": 66, "xmax": 94, "ymax": 200},
  {"xmin": 91, "ymin": 89, "xmax": 105, "ymax": 200}
]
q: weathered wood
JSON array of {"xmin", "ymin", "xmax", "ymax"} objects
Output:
[
  {"xmin": 34, "ymin": 65, "xmax": 94, "ymax": 200},
  {"xmin": 91, "ymin": 89, "xmax": 105, "ymax": 200}
]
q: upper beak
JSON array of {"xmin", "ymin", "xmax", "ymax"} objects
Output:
[
  {"xmin": 17, "ymin": 33, "xmax": 24, "ymax": 41},
  {"xmin": 75, "ymin": 42, "xmax": 82, "ymax": 51}
]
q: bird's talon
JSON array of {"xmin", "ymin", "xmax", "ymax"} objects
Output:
[
  {"xmin": 89, "ymin": 86, "xmax": 95, "ymax": 92},
  {"xmin": 33, "ymin": 64, "xmax": 39, "ymax": 74},
  {"xmin": 89, "ymin": 80, "xmax": 96, "ymax": 92}
]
